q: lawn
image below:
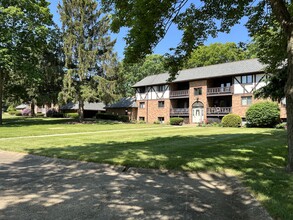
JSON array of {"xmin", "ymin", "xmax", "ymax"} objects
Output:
[{"xmin": 0, "ymin": 114, "xmax": 292, "ymax": 219}]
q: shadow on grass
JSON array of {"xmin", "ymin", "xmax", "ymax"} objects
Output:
[{"xmin": 24, "ymin": 129, "xmax": 292, "ymax": 219}]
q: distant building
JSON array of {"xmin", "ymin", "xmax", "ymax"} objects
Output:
[
  {"xmin": 60, "ymin": 102, "xmax": 105, "ymax": 118},
  {"xmin": 132, "ymin": 59, "xmax": 287, "ymax": 124},
  {"xmin": 106, "ymin": 97, "xmax": 137, "ymax": 121}
]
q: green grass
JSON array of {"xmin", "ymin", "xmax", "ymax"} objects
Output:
[{"xmin": 0, "ymin": 115, "xmax": 292, "ymax": 219}]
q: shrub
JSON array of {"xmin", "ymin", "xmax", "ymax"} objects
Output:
[
  {"xmin": 65, "ymin": 113, "xmax": 79, "ymax": 119},
  {"xmin": 153, "ymin": 120, "xmax": 160, "ymax": 124},
  {"xmin": 96, "ymin": 113, "xmax": 129, "ymax": 122},
  {"xmin": 170, "ymin": 117, "xmax": 184, "ymax": 125},
  {"xmin": 246, "ymin": 101, "xmax": 280, "ymax": 127},
  {"xmin": 222, "ymin": 114, "xmax": 242, "ymax": 127},
  {"xmin": 275, "ymin": 122, "xmax": 287, "ymax": 129},
  {"xmin": 15, "ymin": 111, "xmax": 23, "ymax": 116},
  {"xmin": 22, "ymin": 108, "xmax": 31, "ymax": 116},
  {"xmin": 46, "ymin": 109, "xmax": 64, "ymax": 118},
  {"xmin": 8, "ymin": 110, "xmax": 18, "ymax": 115},
  {"xmin": 7, "ymin": 105, "xmax": 16, "ymax": 112}
]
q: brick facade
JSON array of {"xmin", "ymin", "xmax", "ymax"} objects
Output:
[
  {"xmin": 106, "ymin": 108, "xmax": 137, "ymax": 121},
  {"xmin": 137, "ymin": 99, "xmax": 170, "ymax": 123}
]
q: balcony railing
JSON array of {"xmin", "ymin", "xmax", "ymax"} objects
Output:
[
  {"xmin": 207, "ymin": 86, "xmax": 233, "ymax": 96},
  {"xmin": 170, "ymin": 90, "xmax": 189, "ymax": 98},
  {"xmin": 170, "ymin": 108, "xmax": 189, "ymax": 116},
  {"xmin": 207, "ymin": 107, "xmax": 231, "ymax": 115}
]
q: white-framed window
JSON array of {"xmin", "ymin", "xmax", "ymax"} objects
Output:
[
  {"xmin": 157, "ymin": 85, "xmax": 165, "ymax": 92},
  {"xmin": 158, "ymin": 117, "xmax": 164, "ymax": 123},
  {"xmin": 158, "ymin": 101, "xmax": 165, "ymax": 108},
  {"xmin": 139, "ymin": 102, "xmax": 145, "ymax": 108},
  {"xmin": 138, "ymin": 87, "xmax": 146, "ymax": 93},
  {"xmin": 241, "ymin": 96, "xmax": 252, "ymax": 106},
  {"xmin": 241, "ymin": 75, "xmax": 253, "ymax": 84}
]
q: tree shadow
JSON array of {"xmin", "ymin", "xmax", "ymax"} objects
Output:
[
  {"xmin": 2, "ymin": 117, "xmax": 75, "ymax": 127},
  {"xmin": 0, "ymin": 152, "xmax": 271, "ymax": 220}
]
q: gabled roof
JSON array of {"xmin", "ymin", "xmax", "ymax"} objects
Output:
[
  {"xmin": 15, "ymin": 104, "xmax": 29, "ymax": 110},
  {"xmin": 133, "ymin": 59, "xmax": 265, "ymax": 87},
  {"xmin": 106, "ymin": 97, "xmax": 137, "ymax": 108},
  {"xmin": 60, "ymin": 102, "xmax": 105, "ymax": 111}
]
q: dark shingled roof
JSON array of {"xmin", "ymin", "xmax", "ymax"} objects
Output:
[
  {"xmin": 106, "ymin": 97, "xmax": 137, "ymax": 108},
  {"xmin": 133, "ymin": 59, "xmax": 265, "ymax": 87},
  {"xmin": 60, "ymin": 102, "xmax": 105, "ymax": 111}
]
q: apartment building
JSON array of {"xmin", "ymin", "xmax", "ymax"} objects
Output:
[{"xmin": 133, "ymin": 59, "xmax": 287, "ymax": 124}]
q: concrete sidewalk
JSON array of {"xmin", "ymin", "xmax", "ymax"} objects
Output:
[{"xmin": 0, "ymin": 151, "xmax": 271, "ymax": 220}]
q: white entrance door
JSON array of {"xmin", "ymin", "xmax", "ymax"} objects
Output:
[{"xmin": 192, "ymin": 108, "xmax": 204, "ymax": 123}]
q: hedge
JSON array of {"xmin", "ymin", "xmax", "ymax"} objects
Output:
[
  {"xmin": 96, "ymin": 113, "xmax": 129, "ymax": 122},
  {"xmin": 222, "ymin": 114, "xmax": 242, "ymax": 127}
]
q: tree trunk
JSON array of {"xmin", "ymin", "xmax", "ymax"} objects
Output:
[
  {"xmin": 31, "ymin": 100, "xmax": 36, "ymax": 117},
  {"xmin": 78, "ymin": 99, "xmax": 84, "ymax": 122},
  {"xmin": 285, "ymin": 32, "xmax": 293, "ymax": 172},
  {"xmin": 0, "ymin": 71, "xmax": 3, "ymax": 125}
]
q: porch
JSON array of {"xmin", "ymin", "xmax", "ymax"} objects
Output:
[
  {"xmin": 170, "ymin": 108, "xmax": 189, "ymax": 116},
  {"xmin": 170, "ymin": 90, "xmax": 189, "ymax": 99},
  {"xmin": 206, "ymin": 107, "xmax": 232, "ymax": 116},
  {"xmin": 207, "ymin": 86, "xmax": 233, "ymax": 96}
]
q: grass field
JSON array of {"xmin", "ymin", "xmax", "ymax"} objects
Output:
[{"xmin": 0, "ymin": 114, "xmax": 292, "ymax": 219}]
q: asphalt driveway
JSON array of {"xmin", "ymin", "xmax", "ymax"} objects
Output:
[{"xmin": 0, "ymin": 151, "xmax": 271, "ymax": 220}]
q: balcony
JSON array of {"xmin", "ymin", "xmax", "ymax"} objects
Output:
[
  {"xmin": 207, "ymin": 86, "xmax": 233, "ymax": 96},
  {"xmin": 170, "ymin": 90, "xmax": 189, "ymax": 99},
  {"xmin": 170, "ymin": 108, "xmax": 189, "ymax": 116},
  {"xmin": 207, "ymin": 107, "xmax": 231, "ymax": 116}
]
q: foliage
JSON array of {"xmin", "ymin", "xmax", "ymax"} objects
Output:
[
  {"xmin": 7, "ymin": 106, "xmax": 16, "ymax": 112},
  {"xmin": 170, "ymin": 117, "xmax": 184, "ymax": 125},
  {"xmin": 46, "ymin": 109, "xmax": 63, "ymax": 118},
  {"xmin": 222, "ymin": 114, "xmax": 242, "ymax": 127},
  {"xmin": 58, "ymin": 0, "xmax": 118, "ymax": 121},
  {"xmin": 15, "ymin": 112, "xmax": 22, "ymax": 116},
  {"xmin": 0, "ymin": 0, "xmax": 53, "ymax": 124},
  {"xmin": 21, "ymin": 109, "xmax": 31, "ymax": 116},
  {"xmin": 96, "ymin": 113, "xmax": 129, "ymax": 122},
  {"xmin": 65, "ymin": 113, "xmax": 79, "ymax": 119},
  {"xmin": 117, "ymin": 54, "xmax": 167, "ymax": 96},
  {"xmin": 246, "ymin": 102, "xmax": 280, "ymax": 128},
  {"xmin": 185, "ymin": 42, "xmax": 254, "ymax": 68},
  {"xmin": 276, "ymin": 122, "xmax": 287, "ymax": 129}
]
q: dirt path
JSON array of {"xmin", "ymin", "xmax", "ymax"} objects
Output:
[{"xmin": 0, "ymin": 151, "xmax": 271, "ymax": 220}]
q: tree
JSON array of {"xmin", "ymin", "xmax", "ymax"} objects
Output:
[
  {"xmin": 59, "ymin": 0, "xmax": 117, "ymax": 121},
  {"xmin": 0, "ymin": 0, "xmax": 53, "ymax": 124},
  {"xmin": 117, "ymin": 54, "xmax": 167, "ymax": 96},
  {"xmin": 185, "ymin": 42, "xmax": 255, "ymax": 68},
  {"xmin": 102, "ymin": 0, "xmax": 293, "ymax": 172}
]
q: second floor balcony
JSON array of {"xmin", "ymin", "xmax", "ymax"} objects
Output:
[
  {"xmin": 170, "ymin": 90, "xmax": 189, "ymax": 99},
  {"xmin": 207, "ymin": 86, "xmax": 233, "ymax": 96},
  {"xmin": 207, "ymin": 107, "xmax": 232, "ymax": 116}
]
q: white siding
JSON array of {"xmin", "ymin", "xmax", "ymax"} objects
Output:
[
  {"xmin": 135, "ymin": 84, "xmax": 170, "ymax": 100},
  {"xmin": 233, "ymin": 73, "xmax": 266, "ymax": 94}
]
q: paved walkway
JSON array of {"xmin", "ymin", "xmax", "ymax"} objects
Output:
[{"xmin": 0, "ymin": 151, "xmax": 271, "ymax": 220}]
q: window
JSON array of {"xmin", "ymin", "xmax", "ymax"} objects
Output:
[
  {"xmin": 241, "ymin": 96, "xmax": 252, "ymax": 106},
  {"xmin": 158, "ymin": 117, "xmax": 164, "ymax": 123},
  {"xmin": 139, "ymin": 117, "xmax": 145, "ymax": 121},
  {"xmin": 241, "ymin": 75, "xmax": 253, "ymax": 84},
  {"xmin": 139, "ymin": 102, "xmax": 145, "ymax": 108},
  {"xmin": 158, "ymin": 101, "xmax": 165, "ymax": 108},
  {"xmin": 138, "ymin": 87, "xmax": 146, "ymax": 93},
  {"xmin": 158, "ymin": 85, "xmax": 165, "ymax": 92},
  {"xmin": 194, "ymin": 87, "xmax": 202, "ymax": 95}
]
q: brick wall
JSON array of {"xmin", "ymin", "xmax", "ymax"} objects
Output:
[
  {"xmin": 106, "ymin": 108, "xmax": 138, "ymax": 121},
  {"xmin": 189, "ymin": 80, "xmax": 208, "ymax": 124},
  {"xmin": 137, "ymin": 99, "xmax": 170, "ymax": 123}
]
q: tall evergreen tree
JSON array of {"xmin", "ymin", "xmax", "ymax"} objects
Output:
[{"xmin": 58, "ymin": 0, "xmax": 117, "ymax": 121}]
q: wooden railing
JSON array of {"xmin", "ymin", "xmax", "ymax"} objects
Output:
[
  {"xmin": 170, "ymin": 108, "xmax": 189, "ymax": 116},
  {"xmin": 207, "ymin": 86, "xmax": 233, "ymax": 96},
  {"xmin": 207, "ymin": 107, "xmax": 231, "ymax": 115},
  {"xmin": 170, "ymin": 90, "xmax": 189, "ymax": 98}
]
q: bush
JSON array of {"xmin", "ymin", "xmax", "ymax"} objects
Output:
[
  {"xmin": 65, "ymin": 113, "xmax": 79, "ymax": 119},
  {"xmin": 15, "ymin": 112, "xmax": 22, "ymax": 116},
  {"xmin": 170, "ymin": 117, "xmax": 184, "ymax": 125},
  {"xmin": 96, "ymin": 113, "xmax": 130, "ymax": 122},
  {"xmin": 246, "ymin": 101, "xmax": 280, "ymax": 127},
  {"xmin": 8, "ymin": 110, "xmax": 18, "ymax": 115},
  {"xmin": 22, "ymin": 108, "xmax": 31, "ymax": 116},
  {"xmin": 46, "ymin": 109, "xmax": 64, "ymax": 118},
  {"xmin": 275, "ymin": 122, "xmax": 287, "ymax": 129},
  {"xmin": 7, "ymin": 105, "xmax": 16, "ymax": 112},
  {"xmin": 222, "ymin": 114, "xmax": 242, "ymax": 127}
]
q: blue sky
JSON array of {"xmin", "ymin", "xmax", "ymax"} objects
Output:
[{"xmin": 49, "ymin": 0, "xmax": 250, "ymax": 60}]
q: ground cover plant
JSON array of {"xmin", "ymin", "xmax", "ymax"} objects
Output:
[{"xmin": 0, "ymin": 115, "xmax": 292, "ymax": 219}]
